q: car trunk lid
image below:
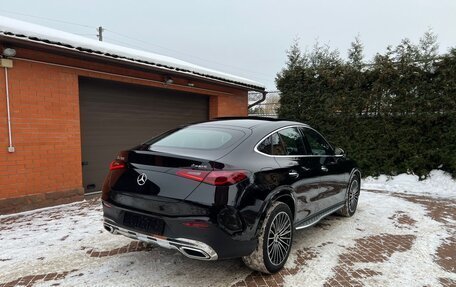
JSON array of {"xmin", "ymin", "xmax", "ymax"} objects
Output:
[{"xmin": 109, "ymin": 150, "xmax": 215, "ymax": 201}]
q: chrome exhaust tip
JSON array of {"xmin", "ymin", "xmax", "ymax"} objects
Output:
[
  {"xmin": 104, "ymin": 224, "xmax": 115, "ymax": 234},
  {"xmin": 179, "ymin": 246, "xmax": 211, "ymax": 260}
]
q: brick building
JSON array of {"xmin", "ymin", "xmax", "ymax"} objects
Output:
[{"xmin": 0, "ymin": 17, "xmax": 264, "ymax": 214}]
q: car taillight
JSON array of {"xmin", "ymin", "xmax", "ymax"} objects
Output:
[
  {"xmin": 176, "ymin": 169, "xmax": 249, "ymax": 186},
  {"xmin": 109, "ymin": 160, "xmax": 126, "ymax": 170},
  {"xmin": 109, "ymin": 151, "xmax": 129, "ymax": 171},
  {"xmin": 182, "ymin": 221, "xmax": 209, "ymax": 228},
  {"xmin": 204, "ymin": 170, "xmax": 249, "ymax": 186},
  {"xmin": 176, "ymin": 169, "xmax": 210, "ymax": 181}
]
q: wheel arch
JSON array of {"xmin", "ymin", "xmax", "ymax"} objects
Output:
[
  {"xmin": 273, "ymin": 193, "xmax": 296, "ymax": 220},
  {"xmin": 351, "ymin": 168, "xmax": 362, "ymax": 180},
  {"xmin": 345, "ymin": 168, "xmax": 361, "ymax": 199},
  {"xmin": 254, "ymin": 187, "xmax": 296, "ymax": 237}
]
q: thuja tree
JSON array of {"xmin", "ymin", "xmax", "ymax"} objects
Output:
[{"xmin": 276, "ymin": 32, "xmax": 456, "ymax": 177}]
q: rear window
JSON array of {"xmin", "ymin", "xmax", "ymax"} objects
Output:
[{"xmin": 148, "ymin": 127, "xmax": 245, "ymax": 150}]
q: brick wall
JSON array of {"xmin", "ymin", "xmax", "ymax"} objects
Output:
[{"xmin": 0, "ymin": 45, "xmax": 249, "ymax": 214}]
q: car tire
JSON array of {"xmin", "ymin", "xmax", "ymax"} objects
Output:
[
  {"xmin": 337, "ymin": 174, "xmax": 361, "ymax": 217},
  {"xmin": 242, "ymin": 201, "xmax": 293, "ymax": 274}
]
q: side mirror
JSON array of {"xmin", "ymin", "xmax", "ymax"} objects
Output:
[{"xmin": 334, "ymin": 147, "xmax": 346, "ymax": 157}]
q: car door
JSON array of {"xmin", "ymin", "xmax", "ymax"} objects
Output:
[
  {"xmin": 300, "ymin": 127, "xmax": 348, "ymax": 210},
  {"xmin": 271, "ymin": 127, "xmax": 323, "ymax": 223}
]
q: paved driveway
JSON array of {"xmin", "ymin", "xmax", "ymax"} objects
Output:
[{"xmin": 0, "ymin": 190, "xmax": 455, "ymax": 287}]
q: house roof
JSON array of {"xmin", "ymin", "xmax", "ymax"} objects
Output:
[{"xmin": 0, "ymin": 16, "xmax": 265, "ymax": 90}]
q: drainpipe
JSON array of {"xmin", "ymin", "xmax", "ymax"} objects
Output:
[
  {"xmin": 2, "ymin": 60, "xmax": 14, "ymax": 152},
  {"xmin": 248, "ymin": 91, "xmax": 267, "ymax": 109}
]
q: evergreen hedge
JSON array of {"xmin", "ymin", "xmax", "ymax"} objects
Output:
[{"xmin": 276, "ymin": 33, "xmax": 456, "ymax": 177}]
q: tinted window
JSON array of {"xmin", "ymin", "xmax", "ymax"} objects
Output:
[
  {"xmin": 257, "ymin": 134, "xmax": 285, "ymax": 155},
  {"xmin": 271, "ymin": 133, "xmax": 285, "ymax": 155},
  {"xmin": 277, "ymin": 127, "xmax": 306, "ymax": 155},
  {"xmin": 301, "ymin": 128, "xmax": 333, "ymax": 155},
  {"xmin": 148, "ymin": 127, "xmax": 244, "ymax": 150},
  {"xmin": 257, "ymin": 135, "xmax": 272, "ymax": 155}
]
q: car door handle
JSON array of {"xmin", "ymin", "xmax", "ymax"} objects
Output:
[
  {"xmin": 288, "ymin": 170, "xmax": 299, "ymax": 178},
  {"xmin": 321, "ymin": 166, "xmax": 328, "ymax": 172}
]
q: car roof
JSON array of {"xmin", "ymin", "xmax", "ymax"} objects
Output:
[{"xmin": 194, "ymin": 117, "xmax": 309, "ymax": 129}]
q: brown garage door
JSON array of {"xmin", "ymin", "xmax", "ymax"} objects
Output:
[{"xmin": 79, "ymin": 77, "xmax": 209, "ymax": 193}]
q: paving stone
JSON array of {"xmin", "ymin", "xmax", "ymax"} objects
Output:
[{"xmin": 1, "ymin": 191, "xmax": 455, "ymax": 287}]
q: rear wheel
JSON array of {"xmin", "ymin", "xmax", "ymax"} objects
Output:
[
  {"xmin": 338, "ymin": 175, "xmax": 360, "ymax": 217},
  {"xmin": 242, "ymin": 202, "xmax": 293, "ymax": 274}
]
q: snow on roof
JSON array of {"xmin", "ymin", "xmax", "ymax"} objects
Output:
[{"xmin": 0, "ymin": 16, "xmax": 265, "ymax": 90}]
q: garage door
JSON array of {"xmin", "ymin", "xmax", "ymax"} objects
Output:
[{"xmin": 79, "ymin": 77, "xmax": 209, "ymax": 193}]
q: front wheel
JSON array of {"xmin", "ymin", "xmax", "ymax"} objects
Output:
[
  {"xmin": 338, "ymin": 175, "xmax": 360, "ymax": 217},
  {"xmin": 242, "ymin": 202, "xmax": 293, "ymax": 274}
]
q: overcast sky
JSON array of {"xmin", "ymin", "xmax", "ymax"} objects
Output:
[{"xmin": 1, "ymin": 0, "xmax": 454, "ymax": 90}]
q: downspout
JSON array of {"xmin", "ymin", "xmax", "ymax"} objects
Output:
[
  {"xmin": 4, "ymin": 66, "xmax": 14, "ymax": 152},
  {"xmin": 248, "ymin": 91, "xmax": 267, "ymax": 109}
]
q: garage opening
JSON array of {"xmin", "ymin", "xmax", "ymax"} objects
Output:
[{"xmin": 79, "ymin": 77, "xmax": 209, "ymax": 193}]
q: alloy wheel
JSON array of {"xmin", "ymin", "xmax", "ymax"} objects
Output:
[
  {"xmin": 267, "ymin": 211, "xmax": 292, "ymax": 266},
  {"xmin": 348, "ymin": 179, "xmax": 360, "ymax": 213}
]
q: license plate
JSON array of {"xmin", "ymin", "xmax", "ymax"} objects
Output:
[{"xmin": 123, "ymin": 212, "xmax": 164, "ymax": 235}]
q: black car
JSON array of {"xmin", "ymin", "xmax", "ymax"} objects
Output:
[{"xmin": 102, "ymin": 117, "xmax": 361, "ymax": 273}]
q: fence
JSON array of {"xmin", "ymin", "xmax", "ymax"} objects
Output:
[{"xmin": 248, "ymin": 91, "xmax": 280, "ymax": 118}]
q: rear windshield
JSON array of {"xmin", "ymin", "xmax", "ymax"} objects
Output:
[{"xmin": 147, "ymin": 127, "xmax": 245, "ymax": 150}]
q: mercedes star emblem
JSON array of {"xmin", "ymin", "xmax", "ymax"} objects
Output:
[{"xmin": 137, "ymin": 173, "xmax": 147, "ymax": 186}]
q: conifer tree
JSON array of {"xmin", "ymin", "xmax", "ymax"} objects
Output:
[{"xmin": 276, "ymin": 33, "xmax": 456, "ymax": 177}]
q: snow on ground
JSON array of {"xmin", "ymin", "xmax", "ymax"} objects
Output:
[
  {"xmin": 283, "ymin": 191, "xmax": 454, "ymax": 287},
  {"xmin": 362, "ymin": 169, "xmax": 456, "ymax": 199},
  {"xmin": 0, "ymin": 176, "xmax": 455, "ymax": 286},
  {"xmin": 0, "ymin": 201, "xmax": 130, "ymax": 276},
  {"xmin": 0, "ymin": 200, "xmax": 251, "ymax": 287}
]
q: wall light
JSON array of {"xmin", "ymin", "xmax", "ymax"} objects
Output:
[
  {"xmin": 164, "ymin": 76, "xmax": 173, "ymax": 85},
  {"xmin": 2, "ymin": 48, "xmax": 16, "ymax": 58}
]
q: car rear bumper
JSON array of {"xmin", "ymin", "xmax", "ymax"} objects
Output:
[
  {"xmin": 103, "ymin": 218, "xmax": 218, "ymax": 260},
  {"xmin": 102, "ymin": 200, "xmax": 256, "ymax": 260}
]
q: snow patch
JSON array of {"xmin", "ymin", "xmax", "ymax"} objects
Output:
[{"xmin": 362, "ymin": 170, "xmax": 456, "ymax": 199}]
